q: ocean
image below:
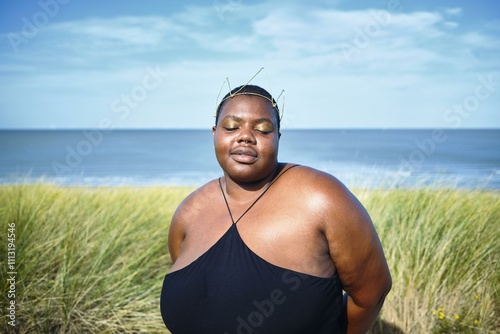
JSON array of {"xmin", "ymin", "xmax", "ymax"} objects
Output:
[{"xmin": 0, "ymin": 129, "xmax": 499, "ymax": 189}]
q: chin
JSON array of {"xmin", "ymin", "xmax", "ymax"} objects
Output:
[
  {"xmin": 226, "ymin": 166, "xmax": 259, "ymax": 182},
  {"xmin": 223, "ymin": 162, "xmax": 277, "ymax": 183}
]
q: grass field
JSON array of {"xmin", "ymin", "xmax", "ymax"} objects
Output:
[{"xmin": 0, "ymin": 183, "xmax": 498, "ymax": 333}]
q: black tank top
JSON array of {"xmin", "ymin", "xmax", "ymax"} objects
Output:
[{"xmin": 160, "ymin": 166, "xmax": 344, "ymax": 333}]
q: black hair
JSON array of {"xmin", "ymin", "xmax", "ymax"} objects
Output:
[{"xmin": 215, "ymin": 84, "xmax": 281, "ymax": 131}]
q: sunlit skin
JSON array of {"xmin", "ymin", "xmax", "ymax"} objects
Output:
[
  {"xmin": 213, "ymin": 95, "xmax": 281, "ymax": 187},
  {"xmin": 167, "ymin": 94, "xmax": 392, "ymax": 334}
]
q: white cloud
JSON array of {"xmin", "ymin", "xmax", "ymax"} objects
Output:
[
  {"xmin": 1, "ymin": 2, "xmax": 499, "ymax": 129},
  {"xmin": 443, "ymin": 21, "xmax": 459, "ymax": 29},
  {"xmin": 443, "ymin": 7, "xmax": 462, "ymax": 16},
  {"xmin": 462, "ymin": 32, "xmax": 500, "ymax": 49},
  {"xmin": 246, "ymin": 7, "xmax": 455, "ymax": 77},
  {"xmin": 0, "ymin": 5, "xmax": 471, "ymax": 70},
  {"xmin": 47, "ymin": 16, "xmax": 183, "ymax": 48}
]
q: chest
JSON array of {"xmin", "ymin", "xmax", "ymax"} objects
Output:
[
  {"xmin": 162, "ymin": 221, "xmax": 343, "ymax": 334},
  {"xmin": 184, "ymin": 197, "xmax": 334, "ymax": 278}
]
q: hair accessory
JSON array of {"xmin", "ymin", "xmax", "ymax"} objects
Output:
[{"xmin": 214, "ymin": 67, "xmax": 285, "ymax": 121}]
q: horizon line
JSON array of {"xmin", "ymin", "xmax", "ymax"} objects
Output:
[{"xmin": 1, "ymin": 127, "xmax": 499, "ymax": 131}]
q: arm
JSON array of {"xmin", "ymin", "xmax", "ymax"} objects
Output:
[
  {"xmin": 321, "ymin": 177, "xmax": 392, "ymax": 333},
  {"xmin": 167, "ymin": 205, "xmax": 187, "ymax": 264},
  {"xmin": 167, "ymin": 183, "xmax": 215, "ymax": 265}
]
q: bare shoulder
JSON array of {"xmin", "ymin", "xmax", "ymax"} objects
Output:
[
  {"xmin": 286, "ymin": 165, "xmax": 362, "ymax": 220},
  {"xmin": 171, "ymin": 179, "xmax": 220, "ymax": 225},
  {"xmin": 289, "ymin": 164, "xmax": 373, "ymax": 236},
  {"xmin": 168, "ymin": 179, "xmax": 220, "ymax": 262},
  {"xmin": 289, "ymin": 165, "xmax": 391, "ymax": 310}
]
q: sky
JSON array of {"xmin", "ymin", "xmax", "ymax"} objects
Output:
[{"xmin": 0, "ymin": 0, "xmax": 499, "ymax": 129}]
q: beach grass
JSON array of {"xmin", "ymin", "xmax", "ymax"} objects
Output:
[{"xmin": 0, "ymin": 183, "xmax": 499, "ymax": 333}]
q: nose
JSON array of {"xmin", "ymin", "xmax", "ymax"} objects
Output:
[{"xmin": 237, "ymin": 127, "xmax": 256, "ymax": 144}]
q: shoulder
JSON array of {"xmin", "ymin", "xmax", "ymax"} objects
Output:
[
  {"xmin": 287, "ymin": 164, "xmax": 346, "ymax": 190},
  {"xmin": 168, "ymin": 179, "xmax": 221, "ymax": 260},
  {"xmin": 286, "ymin": 164, "xmax": 358, "ymax": 206},
  {"xmin": 172, "ymin": 179, "xmax": 220, "ymax": 223},
  {"xmin": 283, "ymin": 164, "xmax": 369, "ymax": 228}
]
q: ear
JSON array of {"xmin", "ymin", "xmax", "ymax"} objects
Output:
[{"xmin": 212, "ymin": 126, "xmax": 216, "ymax": 137}]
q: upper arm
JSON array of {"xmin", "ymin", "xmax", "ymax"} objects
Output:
[
  {"xmin": 168, "ymin": 204, "xmax": 187, "ymax": 264},
  {"xmin": 321, "ymin": 177, "xmax": 392, "ymax": 307},
  {"xmin": 167, "ymin": 183, "xmax": 216, "ymax": 265}
]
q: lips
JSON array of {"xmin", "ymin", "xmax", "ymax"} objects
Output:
[{"xmin": 230, "ymin": 147, "xmax": 258, "ymax": 164}]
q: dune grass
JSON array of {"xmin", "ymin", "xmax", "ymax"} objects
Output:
[
  {"xmin": 358, "ymin": 188, "xmax": 500, "ymax": 334},
  {"xmin": 0, "ymin": 183, "xmax": 194, "ymax": 333},
  {"xmin": 0, "ymin": 183, "xmax": 498, "ymax": 333}
]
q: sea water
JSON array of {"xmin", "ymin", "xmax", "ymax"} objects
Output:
[{"xmin": 0, "ymin": 129, "xmax": 498, "ymax": 189}]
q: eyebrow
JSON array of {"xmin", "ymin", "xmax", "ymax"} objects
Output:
[{"xmin": 223, "ymin": 115, "xmax": 275, "ymax": 124}]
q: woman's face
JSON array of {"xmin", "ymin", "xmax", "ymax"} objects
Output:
[{"xmin": 213, "ymin": 95, "xmax": 280, "ymax": 183}]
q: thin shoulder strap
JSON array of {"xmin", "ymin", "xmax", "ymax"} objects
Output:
[{"xmin": 218, "ymin": 164, "xmax": 299, "ymax": 224}]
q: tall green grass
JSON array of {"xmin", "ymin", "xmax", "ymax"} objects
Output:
[
  {"xmin": 0, "ymin": 183, "xmax": 193, "ymax": 333},
  {"xmin": 358, "ymin": 188, "xmax": 500, "ymax": 333},
  {"xmin": 0, "ymin": 184, "xmax": 498, "ymax": 333}
]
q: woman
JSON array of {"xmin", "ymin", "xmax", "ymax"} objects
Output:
[{"xmin": 160, "ymin": 84, "xmax": 392, "ymax": 334}]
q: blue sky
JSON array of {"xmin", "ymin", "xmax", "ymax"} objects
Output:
[{"xmin": 0, "ymin": 0, "xmax": 499, "ymax": 129}]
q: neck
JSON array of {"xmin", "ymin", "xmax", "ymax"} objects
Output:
[{"xmin": 222, "ymin": 164, "xmax": 281, "ymax": 202}]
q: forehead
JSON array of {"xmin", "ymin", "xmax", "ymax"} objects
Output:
[{"xmin": 219, "ymin": 95, "xmax": 277, "ymax": 121}]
